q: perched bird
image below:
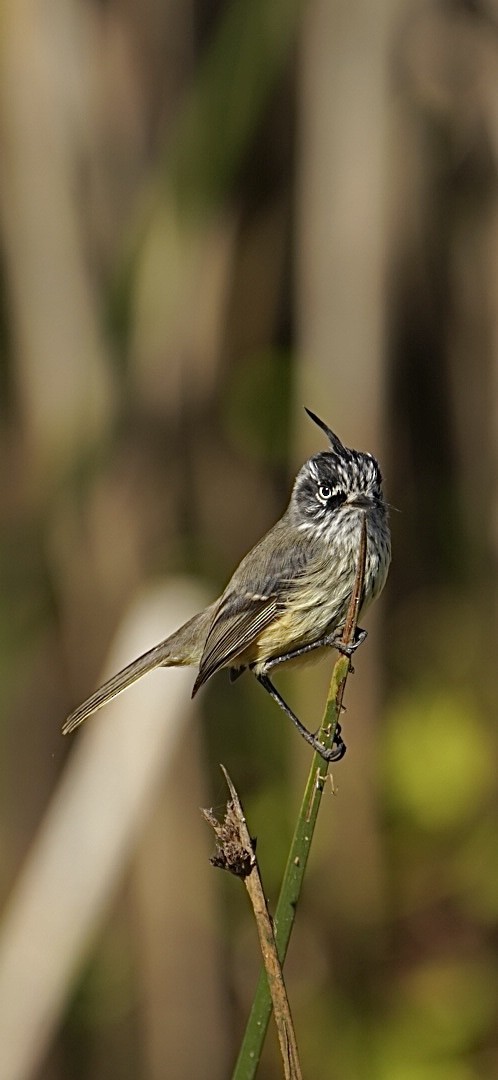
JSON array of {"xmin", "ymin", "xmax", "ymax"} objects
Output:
[{"xmin": 63, "ymin": 410, "xmax": 391, "ymax": 760}]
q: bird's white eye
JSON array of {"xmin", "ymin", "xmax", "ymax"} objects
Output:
[{"xmin": 318, "ymin": 484, "xmax": 332, "ymax": 500}]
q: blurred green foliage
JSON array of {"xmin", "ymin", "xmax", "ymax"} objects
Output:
[{"xmin": 383, "ymin": 690, "xmax": 494, "ymax": 831}]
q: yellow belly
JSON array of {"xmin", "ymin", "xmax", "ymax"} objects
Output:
[{"xmin": 235, "ymin": 608, "xmax": 332, "ymax": 674}]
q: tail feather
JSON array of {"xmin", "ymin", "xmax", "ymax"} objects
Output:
[{"xmin": 62, "ymin": 604, "xmax": 215, "ymax": 735}]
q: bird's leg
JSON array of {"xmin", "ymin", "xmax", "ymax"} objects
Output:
[
  {"xmin": 263, "ymin": 626, "xmax": 367, "ymax": 671},
  {"xmin": 255, "ymin": 673, "xmax": 346, "ymax": 763},
  {"xmin": 263, "ymin": 638, "xmax": 333, "ymax": 669}
]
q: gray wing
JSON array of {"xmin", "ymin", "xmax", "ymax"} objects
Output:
[
  {"xmin": 191, "ymin": 592, "xmax": 279, "ymax": 693},
  {"xmin": 192, "ymin": 517, "xmax": 315, "ymax": 693}
]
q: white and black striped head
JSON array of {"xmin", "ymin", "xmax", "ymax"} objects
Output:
[{"xmin": 290, "ymin": 409, "xmax": 385, "ymax": 532}]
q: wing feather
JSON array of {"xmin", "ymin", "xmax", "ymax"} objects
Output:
[
  {"xmin": 192, "ymin": 594, "xmax": 279, "ymax": 693},
  {"xmin": 192, "ymin": 517, "xmax": 322, "ymax": 694}
]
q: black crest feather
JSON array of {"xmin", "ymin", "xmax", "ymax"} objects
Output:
[{"xmin": 305, "ymin": 408, "xmax": 348, "ymax": 457}]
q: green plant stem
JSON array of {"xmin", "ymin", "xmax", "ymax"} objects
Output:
[{"xmin": 232, "ymin": 516, "xmax": 367, "ymax": 1080}]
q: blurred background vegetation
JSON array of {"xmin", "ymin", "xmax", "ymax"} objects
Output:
[{"xmin": 0, "ymin": 0, "xmax": 497, "ymax": 1077}]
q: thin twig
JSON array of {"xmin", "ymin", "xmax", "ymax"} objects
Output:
[
  {"xmin": 202, "ymin": 766, "xmax": 303, "ymax": 1080},
  {"xmin": 233, "ymin": 515, "xmax": 368, "ymax": 1080}
]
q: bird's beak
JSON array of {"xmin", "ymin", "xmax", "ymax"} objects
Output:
[{"xmin": 347, "ymin": 493, "xmax": 371, "ymax": 508}]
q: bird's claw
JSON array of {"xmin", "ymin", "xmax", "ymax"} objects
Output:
[
  {"xmin": 313, "ymin": 721, "xmax": 347, "ymax": 763},
  {"xmin": 330, "ymin": 626, "xmax": 367, "ymax": 658}
]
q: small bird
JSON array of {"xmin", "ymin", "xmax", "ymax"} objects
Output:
[{"xmin": 63, "ymin": 410, "xmax": 391, "ymax": 760}]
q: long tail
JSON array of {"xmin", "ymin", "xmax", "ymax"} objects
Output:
[{"xmin": 62, "ymin": 605, "xmax": 215, "ymax": 735}]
